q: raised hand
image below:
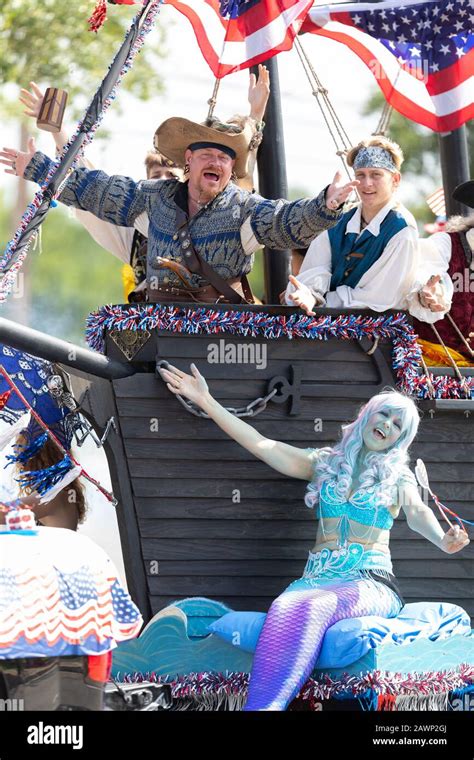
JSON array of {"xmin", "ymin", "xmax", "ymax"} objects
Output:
[
  {"xmin": 19, "ymin": 81, "xmax": 70, "ymax": 151},
  {"xmin": 158, "ymin": 362, "xmax": 210, "ymax": 407},
  {"xmin": 441, "ymin": 524, "xmax": 470, "ymax": 554},
  {"xmin": 19, "ymin": 82, "xmax": 45, "ymax": 119},
  {"xmin": 326, "ymin": 170, "xmax": 359, "ymax": 210},
  {"xmin": 0, "ymin": 137, "xmax": 37, "ymax": 177},
  {"xmin": 248, "ymin": 64, "xmax": 270, "ymax": 121},
  {"xmin": 286, "ymin": 274, "xmax": 322, "ymax": 315},
  {"xmin": 418, "ymin": 274, "xmax": 448, "ymax": 312}
]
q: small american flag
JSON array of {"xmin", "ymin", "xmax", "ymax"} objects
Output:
[
  {"xmin": 426, "ymin": 187, "xmax": 446, "ymax": 217},
  {"xmin": 303, "ymin": 0, "xmax": 474, "ymax": 132}
]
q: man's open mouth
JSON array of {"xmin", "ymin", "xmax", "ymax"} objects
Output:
[
  {"xmin": 203, "ymin": 171, "xmax": 220, "ymax": 182},
  {"xmin": 373, "ymin": 427, "xmax": 387, "ymax": 440}
]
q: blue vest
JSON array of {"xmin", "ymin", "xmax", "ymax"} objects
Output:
[{"xmin": 328, "ymin": 207, "xmax": 408, "ymax": 290}]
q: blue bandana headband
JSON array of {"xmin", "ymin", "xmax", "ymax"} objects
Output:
[
  {"xmin": 353, "ymin": 146, "xmax": 397, "ymax": 173},
  {"xmin": 188, "ymin": 141, "xmax": 236, "ymax": 159}
]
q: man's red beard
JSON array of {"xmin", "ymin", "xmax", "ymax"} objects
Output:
[{"xmin": 197, "ymin": 166, "xmax": 227, "ymax": 199}]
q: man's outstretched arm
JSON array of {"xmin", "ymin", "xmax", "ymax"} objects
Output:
[
  {"xmin": 1, "ymin": 140, "xmax": 147, "ymax": 228},
  {"xmin": 242, "ymin": 171, "xmax": 359, "ymax": 252}
]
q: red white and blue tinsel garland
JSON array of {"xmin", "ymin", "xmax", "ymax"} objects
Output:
[
  {"xmin": 115, "ymin": 665, "xmax": 474, "ymax": 709},
  {"xmin": 0, "ymin": 0, "xmax": 163, "ymax": 303},
  {"xmin": 85, "ymin": 304, "xmax": 474, "ymax": 400}
]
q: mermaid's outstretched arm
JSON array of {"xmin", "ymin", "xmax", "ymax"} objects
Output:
[
  {"xmin": 158, "ymin": 362, "xmax": 316, "ymax": 480},
  {"xmin": 401, "ymin": 483, "xmax": 470, "ymax": 553}
]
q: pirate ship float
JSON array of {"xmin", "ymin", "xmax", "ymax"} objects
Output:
[{"xmin": 1, "ymin": 0, "xmax": 473, "ymax": 710}]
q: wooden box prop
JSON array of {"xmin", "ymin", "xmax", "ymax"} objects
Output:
[{"xmin": 37, "ymin": 88, "xmax": 68, "ymax": 133}]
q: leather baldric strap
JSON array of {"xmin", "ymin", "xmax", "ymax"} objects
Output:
[{"xmin": 174, "ymin": 206, "xmax": 255, "ymax": 304}]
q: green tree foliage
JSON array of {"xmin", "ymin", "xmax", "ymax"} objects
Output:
[
  {"xmin": 0, "ymin": 0, "xmax": 167, "ymax": 120},
  {"xmin": 0, "ymin": 1, "xmax": 169, "ymax": 344},
  {"xmin": 1, "ymin": 196, "xmax": 124, "ymax": 345}
]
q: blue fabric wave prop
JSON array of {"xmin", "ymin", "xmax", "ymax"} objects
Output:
[{"xmin": 208, "ymin": 601, "xmax": 471, "ymax": 669}]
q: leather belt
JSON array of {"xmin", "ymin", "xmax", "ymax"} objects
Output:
[{"xmin": 148, "ymin": 277, "xmax": 247, "ymax": 304}]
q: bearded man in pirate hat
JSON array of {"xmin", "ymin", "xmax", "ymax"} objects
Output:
[
  {"xmin": 3, "ymin": 114, "xmax": 357, "ymax": 305},
  {"xmin": 413, "ymin": 180, "xmax": 474, "ymax": 365}
]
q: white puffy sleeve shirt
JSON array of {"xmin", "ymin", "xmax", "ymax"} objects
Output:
[
  {"xmin": 284, "ymin": 201, "xmax": 420, "ymax": 312},
  {"xmin": 404, "ymin": 232, "xmax": 453, "ymax": 323}
]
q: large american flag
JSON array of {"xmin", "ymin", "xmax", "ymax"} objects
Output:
[
  {"xmin": 164, "ymin": 0, "xmax": 314, "ymax": 77},
  {"xmin": 302, "ymin": 0, "xmax": 474, "ymax": 132}
]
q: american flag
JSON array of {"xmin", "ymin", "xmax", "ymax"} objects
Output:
[
  {"xmin": 0, "ymin": 529, "xmax": 142, "ymax": 658},
  {"xmin": 164, "ymin": 0, "xmax": 314, "ymax": 77},
  {"xmin": 302, "ymin": 0, "xmax": 474, "ymax": 132},
  {"xmin": 426, "ymin": 186, "xmax": 446, "ymax": 216}
]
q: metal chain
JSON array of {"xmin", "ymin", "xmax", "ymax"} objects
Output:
[{"xmin": 174, "ymin": 387, "xmax": 278, "ymax": 418}]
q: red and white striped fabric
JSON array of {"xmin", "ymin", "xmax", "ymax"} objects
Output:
[
  {"xmin": 426, "ymin": 187, "xmax": 446, "ymax": 217},
  {"xmin": 0, "ymin": 528, "xmax": 142, "ymax": 658},
  {"xmin": 301, "ymin": 0, "xmax": 474, "ymax": 133},
  {"xmin": 164, "ymin": 0, "xmax": 314, "ymax": 78}
]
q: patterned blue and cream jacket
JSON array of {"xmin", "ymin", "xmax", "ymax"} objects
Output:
[{"xmin": 24, "ymin": 152, "xmax": 343, "ymax": 289}]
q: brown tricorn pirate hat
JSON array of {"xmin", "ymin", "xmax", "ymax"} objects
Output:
[{"xmin": 154, "ymin": 117, "xmax": 255, "ymax": 179}]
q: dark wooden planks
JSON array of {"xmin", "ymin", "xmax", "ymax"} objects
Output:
[
  {"xmin": 107, "ymin": 329, "xmax": 396, "ymax": 366},
  {"xmin": 135, "ymin": 497, "xmax": 474, "ymax": 524},
  {"xmin": 123, "ymin": 441, "xmax": 474, "ymax": 466},
  {"xmin": 142, "ymin": 558, "xmax": 470, "ymax": 579},
  {"xmin": 130, "ymin": 470, "xmax": 474, "ymax": 499},
  {"xmin": 140, "ymin": 538, "xmax": 474, "ymax": 561},
  {"xmin": 105, "ymin": 328, "xmax": 473, "ymax": 624},
  {"xmin": 120, "ymin": 415, "xmax": 474, "ymax": 442},
  {"xmin": 137, "ymin": 518, "xmax": 474, "ymax": 541}
]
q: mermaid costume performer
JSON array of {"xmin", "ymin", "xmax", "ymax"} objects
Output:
[{"xmin": 243, "ymin": 458, "xmax": 405, "ymax": 711}]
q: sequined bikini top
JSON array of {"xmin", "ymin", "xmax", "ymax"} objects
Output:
[{"xmin": 316, "ymin": 479, "xmax": 395, "ymax": 532}]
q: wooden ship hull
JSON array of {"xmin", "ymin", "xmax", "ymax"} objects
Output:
[{"xmin": 54, "ymin": 302, "xmax": 474, "ymax": 625}]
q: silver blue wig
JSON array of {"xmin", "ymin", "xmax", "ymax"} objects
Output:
[{"xmin": 305, "ymin": 390, "xmax": 420, "ymax": 509}]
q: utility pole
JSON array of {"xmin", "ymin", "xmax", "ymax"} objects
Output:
[{"xmin": 438, "ymin": 127, "xmax": 471, "ymax": 217}]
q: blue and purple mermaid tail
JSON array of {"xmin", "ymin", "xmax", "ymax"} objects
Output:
[{"xmin": 243, "ymin": 545, "xmax": 402, "ymax": 711}]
